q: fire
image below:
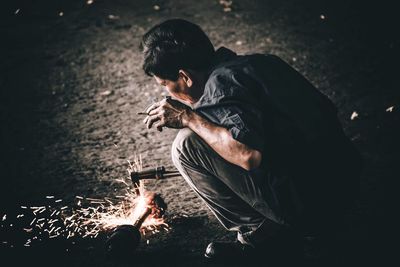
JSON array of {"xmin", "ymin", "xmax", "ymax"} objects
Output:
[
  {"xmin": 62, "ymin": 155, "xmax": 168, "ymax": 238},
  {"xmin": 71, "ymin": 190, "xmax": 167, "ymax": 237},
  {"xmin": 0, "ymin": 155, "xmax": 168, "ymax": 249}
]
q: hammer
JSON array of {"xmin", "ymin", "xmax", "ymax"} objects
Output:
[
  {"xmin": 130, "ymin": 166, "xmax": 180, "ymax": 196},
  {"xmin": 105, "ymin": 206, "xmax": 151, "ymax": 258},
  {"xmin": 105, "ymin": 193, "xmax": 167, "ymax": 257}
]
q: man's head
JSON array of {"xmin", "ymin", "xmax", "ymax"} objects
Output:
[{"xmin": 140, "ymin": 19, "xmax": 215, "ymax": 103}]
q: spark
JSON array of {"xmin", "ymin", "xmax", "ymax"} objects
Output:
[
  {"xmin": 48, "ymin": 219, "xmax": 58, "ymax": 224},
  {"xmin": 87, "ymin": 0, "xmax": 94, "ymax": 5},
  {"xmin": 0, "ymin": 155, "xmax": 168, "ymax": 248}
]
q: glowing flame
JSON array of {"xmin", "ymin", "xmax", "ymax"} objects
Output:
[
  {"xmin": 62, "ymin": 155, "xmax": 168, "ymax": 238},
  {"xmin": 0, "ymin": 155, "xmax": 167, "ymax": 249}
]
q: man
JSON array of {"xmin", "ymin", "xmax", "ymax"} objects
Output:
[{"xmin": 140, "ymin": 19, "xmax": 362, "ymax": 260}]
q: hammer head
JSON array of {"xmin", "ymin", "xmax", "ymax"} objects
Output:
[{"xmin": 106, "ymin": 224, "xmax": 141, "ymax": 257}]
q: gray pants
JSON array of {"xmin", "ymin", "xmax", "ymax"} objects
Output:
[{"xmin": 171, "ymin": 129, "xmax": 289, "ymax": 245}]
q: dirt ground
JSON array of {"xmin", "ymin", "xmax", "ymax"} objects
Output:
[{"xmin": 0, "ymin": 0, "xmax": 398, "ymax": 266}]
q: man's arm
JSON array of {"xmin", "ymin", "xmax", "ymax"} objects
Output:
[
  {"xmin": 144, "ymin": 98, "xmax": 262, "ymax": 171},
  {"xmin": 185, "ymin": 110, "xmax": 262, "ymax": 171}
]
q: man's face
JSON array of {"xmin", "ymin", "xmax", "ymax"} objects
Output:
[{"xmin": 154, "ymin": 75, "xmax": 194, "ymax": 103}]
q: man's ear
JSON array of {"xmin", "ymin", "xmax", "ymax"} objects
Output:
[{"xmin": 178, "ymin": 70, "xmax": 193, "ymax": 87}]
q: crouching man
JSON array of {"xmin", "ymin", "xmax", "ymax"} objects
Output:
[{"xmin": 140, "ymin": 19, "xmax": 362, "ymax": 261}]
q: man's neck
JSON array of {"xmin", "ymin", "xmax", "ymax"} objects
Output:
[{"xmin": 190, "ymin": 71, "xmax": 208, "ymax": 104}]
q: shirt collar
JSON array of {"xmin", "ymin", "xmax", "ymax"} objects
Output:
[{"xmin": 212, "ymin": 47, "xmax": 237, "ymax": 67}]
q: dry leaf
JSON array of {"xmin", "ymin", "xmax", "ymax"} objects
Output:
[{"xmin": 350, "ymin": 111, "xmax": 358, "ymax": 120}]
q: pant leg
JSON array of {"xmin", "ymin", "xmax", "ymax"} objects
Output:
[{"xmin": 171, "ymin": 128, "xmax": 287, "ymax": 231}]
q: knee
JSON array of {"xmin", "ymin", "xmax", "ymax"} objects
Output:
[{"xmin": 171, "ymin": 128, "xmax": 199, "ymax": 166}]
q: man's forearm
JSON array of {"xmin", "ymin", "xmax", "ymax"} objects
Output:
[{"xmin": 184, "ymin": 110, "xmax": 262, "ymax": 171}]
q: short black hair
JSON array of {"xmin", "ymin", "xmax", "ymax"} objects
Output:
[{"xmin": 140, "ymin": 19, "xmax": 215, "ymax": 81}]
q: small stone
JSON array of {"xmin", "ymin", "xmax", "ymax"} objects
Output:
[
  {"xmin": 108, "ymin": 14, "xmax": 119, "ymax": 20},
  {"xmin": 153, "ymin": 5, "xmax": 160, "ymax": 11}
]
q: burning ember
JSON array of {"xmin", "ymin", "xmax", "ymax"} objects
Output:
[{"xmin": 0, "ymin": 156, "xmax": 168, "ymax": 251}]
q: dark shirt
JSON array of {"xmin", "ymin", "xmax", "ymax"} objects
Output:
[
  {"xmin": 195, "ymin": 47, "xmax": 340, "ymax": 165},
  {"xmin": 194, "ymin": 47, "xmax": 362, "ymax": 222}
]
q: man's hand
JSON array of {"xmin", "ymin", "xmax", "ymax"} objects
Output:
[
  {"xmin": 143, "ymin": 97, "xmax": 262, "ymax": 170},
  {"xmin": 143, "ymin": 97, "xmax": 192, "ymax": 131}
]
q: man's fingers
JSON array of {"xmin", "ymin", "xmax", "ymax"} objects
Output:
[
  {"xmin": 145, "ymin": 101, "xmax": 162, "ymax": 114},
  {"xmin": 155, "ymin": 120, "xmax": 166, "ymax": 132},
  {"xmin": 146, "ymin": 115, "xmax": 161, "ymax": 129},
  {"xmin": 148, "ymin": 105, "xmax": 162, "ymax": 116}
]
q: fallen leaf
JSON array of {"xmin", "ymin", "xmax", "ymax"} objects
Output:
[
  {"xmin": 386, "ymin": 106, "xmax": 394, "ymax": 112},
  {"xmin": 100, "ymin": 90, "xmax": 113, "ymax": 96},
  {"xmin": 350, "ymin": 111, "xmax": 358, "ymax": 120}
]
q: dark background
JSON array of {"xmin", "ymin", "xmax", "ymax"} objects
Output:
[{"xmin": 0, "ymin": 0, "xmax": 399, "ymax": 266}]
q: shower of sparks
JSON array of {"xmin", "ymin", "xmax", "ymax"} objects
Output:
[{"xmin": 0, "ymin": 155, "xmax": 168, "ymax": 249}]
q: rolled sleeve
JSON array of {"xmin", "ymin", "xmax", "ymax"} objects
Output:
[
  {"xmin": 218, "ymin": 108, "xmax": 264, "ymax": 152},
  {"xmin": 196, "ymin": 98, "xmax": 265, "ymax": 152},
  {"xmin": 195, "ymin": 69, "xmax": 266, "ymax": 152}
]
